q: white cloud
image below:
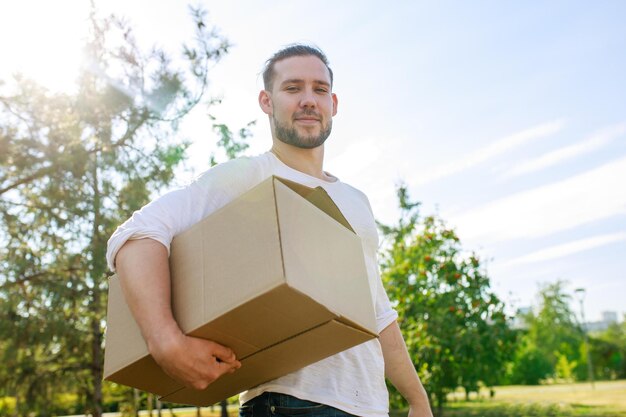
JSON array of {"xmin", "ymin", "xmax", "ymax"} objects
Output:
[
  {"xmin": 450, "ymin": 156, "xmax": 626, "ymax": 243},
  {"xmin": 497, "ymin": 231, "xmax": 626, "ymax": 269},
  {"xmin": 502, "ymin": 123, "xmax": 626, "ymax": 179},
  {"xmin": 411, "ymin": 119, "xmax": 564, "ymax": 186}
]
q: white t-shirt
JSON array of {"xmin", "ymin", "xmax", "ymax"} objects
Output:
[{"xmin": 106, "ymin": 152, "xmax": 398, "ymax": 417}]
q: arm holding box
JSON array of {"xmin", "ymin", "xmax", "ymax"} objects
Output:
[
  {"xmin": 106, "ymin": 158, "xmax": 264, "ymax": 389},
  {"xmin": 115, "ymin": 238, "xmax": 241, "ymax": 390}
]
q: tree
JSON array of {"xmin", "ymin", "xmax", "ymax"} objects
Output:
[
  {"xmin": 507, "ymin": 339, "xmax": 553, "ymax": 385},
  {"xmin": 378, "ymin": 186, "xmax": 515, "ymax": 416},
  {"xmin": 0, "ymin": 6, "xmax": 231, "ymax": 416},
  {"xmin": 507, "ymin": 281, "xmax": 584, "ymax": 384},
  {"xmin": 593, "ymin": 319, "xmax": 626, "ymax": 380}
]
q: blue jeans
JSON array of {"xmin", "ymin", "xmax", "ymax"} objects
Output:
[{"xmin": 239, "ymin": 392, "xmax": 359, "ymax": 417}]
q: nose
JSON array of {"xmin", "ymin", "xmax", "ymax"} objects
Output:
[{"xmin": 299, "ymin": 88, "xmax": 316, "ymax": 109}]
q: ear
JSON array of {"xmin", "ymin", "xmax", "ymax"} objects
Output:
[
  {"xmin": 331, "ymin": 93, "xmax": 338, "ymax": 117},
  {"xmin": 258, "ymin": 90, "xmax": 273, "ymax": 115}
]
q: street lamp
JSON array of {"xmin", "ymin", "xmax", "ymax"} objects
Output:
[{"xmin": 574, "ymin": 287, "xmax": 595, "ymax": 389}]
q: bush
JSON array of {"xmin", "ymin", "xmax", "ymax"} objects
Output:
[
  {"xmin": 508, "ymin": 347, "xmax": 553, "ymax": 385},
  {"xmin": 0, "ymin": 397, "xmax": 16, "ymax": 417}
]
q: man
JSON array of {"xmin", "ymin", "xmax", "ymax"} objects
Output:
[{"xmin": 106, "ymin": 44, "xmax": 433, "ymax": 417}]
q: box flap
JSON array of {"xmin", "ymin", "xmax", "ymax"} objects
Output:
[{"xmin": 273, "ymin": 177, "xmax": 355, "ymax": 233}]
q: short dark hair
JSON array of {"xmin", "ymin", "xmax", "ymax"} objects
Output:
[{"xmin": 262, "ymin": 44, "xmax": 333, "ymax": 91}]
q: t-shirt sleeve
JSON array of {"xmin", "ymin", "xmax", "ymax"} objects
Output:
[
  {"xmin": 106, "ymin": 156, "xmax": 263, "ymax": 272},
  {"xmin": 348, "ymin": 186, "xmax": 399, "ymax": 334},
  {"xmin": 374, "ymin": 266, "xmax": 399, "ymax": 333}
]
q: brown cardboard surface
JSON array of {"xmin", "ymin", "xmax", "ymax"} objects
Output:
[
  {"xmin": 103, "ymin": 176, "xmax": 377, "ymax": 406},
  {"xmin": 103, "ymin": 276, "xmax": 184, "ymax": 395},
  {"xmin": 161, "ymin": 320, "xmax": 373, "ymax": 406},
  {"xmin": 273, "ymin": 180, "xmax": 377, "ymax": 334}
]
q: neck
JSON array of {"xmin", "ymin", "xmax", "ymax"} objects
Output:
[{"xmin": 270, "ymin": 140, "xmax": 333, "ymax": 181}]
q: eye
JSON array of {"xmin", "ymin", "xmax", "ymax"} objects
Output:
[
  {"xmin": 285, "ymin": 86, "xmax": 299, "ymax": 92},
  {"xmin": 316, "ymin": 88, "xmax": 329, "ymax": 93}
]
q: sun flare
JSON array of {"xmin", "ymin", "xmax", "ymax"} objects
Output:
[{"xmin": 0, "ymin": 2, "xmax": 90, "ymax": 93}]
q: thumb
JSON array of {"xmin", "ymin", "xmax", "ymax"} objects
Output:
[{"xmin": 210, "ymin": 342, "xmax": 237, "ymax": 363}]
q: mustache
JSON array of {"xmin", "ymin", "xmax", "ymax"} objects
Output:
[{"xmin": 293, "ymin": 110, "xmax": 321, "ymax": 119}]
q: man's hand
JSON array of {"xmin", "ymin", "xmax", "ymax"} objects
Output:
[
  {"xmin": 408, "ymin": 403, "xmax": 434, "ymax": 417},
  {"xmin": 149, "ymin": 326, "xmax": 241, "ymax": 390}
]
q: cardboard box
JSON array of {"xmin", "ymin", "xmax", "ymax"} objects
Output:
[{"xmin": 103, "ymin": 176, "xmax": 378, "ymax": 406}]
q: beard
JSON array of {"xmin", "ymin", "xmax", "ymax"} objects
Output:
[{"xmin": 273, "ymin": 113, "xmax": 333, "ymax": 149}]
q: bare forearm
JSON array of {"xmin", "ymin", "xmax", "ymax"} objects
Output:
[
  {"xmin": 115, "ymin": 238, "xmax": 182, "ymax": 351},
  {"xmin": 380, "ymin": 321, "xmax": 433, "ymax": 416}
]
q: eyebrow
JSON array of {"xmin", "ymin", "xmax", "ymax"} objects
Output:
[{"xmin": 280, "ymin": 78, "xmax": 331, "ymax": 88}]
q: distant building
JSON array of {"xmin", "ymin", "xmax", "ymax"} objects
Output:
[
  {"xmin": 583, "ymin": 311, "xmax": 619, "ymax": 332},
  {"xmin": 602, "ymin": 311, "xmax": 618, "ymax": 323},
  {"xmin": 511, "ymin": 308, "xmax": 620, "ymax": 332}
]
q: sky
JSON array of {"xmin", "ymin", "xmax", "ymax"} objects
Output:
[{"xmin": 1, "ymin": 1, "xmax": 625, "ymax": 322}]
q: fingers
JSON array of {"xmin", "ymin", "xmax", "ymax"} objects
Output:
[
  {"xmin": 209, "ymin": 340, "xmax": 238, "ymax": 364},
  {"xmin": 184, "ymin": 346, "xmax": 240, "ymax": 389},
  {"xmin": 151, "ymin": 333, "xmax": 242, "ymax": 391},
  {"xmin": 213, "ymin": 356, "xmax": 240, "ymax": 377}
]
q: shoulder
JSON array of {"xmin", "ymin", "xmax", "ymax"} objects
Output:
[
  {"xmin": 338, "ymin": 181, "xmax": 374, "ymax": 215},
  {"xmin": 192, "ymin": 153, "xmax": 272, "ymax": 192}
]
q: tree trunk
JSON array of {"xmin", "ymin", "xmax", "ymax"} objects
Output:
[
  {"xmin": 13, "ymin": 392, "xmax": 19, "ymax": 417},
  {"xmin": 148, "ymin": 394, "xmax": 154, "ymax": 417},
  {"xmin": 91, "ymin": 311, "xmax": 103, "ymax": 417},
  {"xmin": 220, "ymin": 399, "xmax": 228, "ymax": 417},
  {"xmin": 435, "ymin": 391, "xmax": 444, "ymax": 417},
  {"xmin": 133, "ymin": 389, "xmax": 140, "ymax": 417},
  {"xmin": 89, "ymin": 147, "xmax": 105, "ymax": 417}
]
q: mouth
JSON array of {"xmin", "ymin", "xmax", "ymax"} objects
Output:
[
  {"xmin": 294, "ymin": 111, "xmax": 321, "ymax": 122},
  {"xmin": 294, "ymin": 117, "xmax": 321, "ymax": 125}
]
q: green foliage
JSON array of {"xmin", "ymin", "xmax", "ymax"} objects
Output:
[
  {"xmin": 209, "ymin": 119, "xmax": 255, "ymax": 167},
  {"xmin": 555, "ymin": 353, "xmax": 577, "ymax": 381},
  {"xmin": 0, "ymin": 5, "xmax": 230, "ymax": 417},
  {"xmin": 590, "ymin": 319, "xmax": 626, "ymax": 380},
  {"xmin": 379, "ymin": 185, "xmax": 516, "ymax": 412},
  {"xmin": 507, "ymin": 282, "xmax": 585, "ymax": 385},
  {"xmin": 0, "ymin": 397, "xmax": 16, "ymax": 416},
  {"xmin": 507, "ymin": 341, "xmax": 553, "ymax": 385}
]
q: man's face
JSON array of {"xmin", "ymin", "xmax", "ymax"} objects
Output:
[{"xmin": 260, "ymin": 55, "xmax": 338, "ymax": 149}]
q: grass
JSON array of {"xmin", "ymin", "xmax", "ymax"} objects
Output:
[
  {"xmin": 392, "ymin": 380, "xmax": 626, "ymax": 417},
  {"xmin": 117, "ymin": 404, "xmax": 240, "ymax": 417},
  {"xmin": 55, "ymin": 381, "xmax": 625, "ymax": 417}
]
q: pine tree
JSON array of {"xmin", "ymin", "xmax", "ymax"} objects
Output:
[{"xmin": 0, "ymin": 6, "xmax": 231, "ymax": 416}]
